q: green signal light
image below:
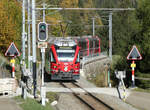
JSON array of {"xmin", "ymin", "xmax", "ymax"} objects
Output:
[{"xmin": 40, "ymin": 25, "xmax": 46, "ymax": 30}]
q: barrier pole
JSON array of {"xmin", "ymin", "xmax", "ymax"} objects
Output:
[
  {"xmin": 11, "ymin": 58, "xmax": 15, "ymax": 78},
  {"xmin": 131, "ymin": 60, "xmax": 135, "ymax": 87}
]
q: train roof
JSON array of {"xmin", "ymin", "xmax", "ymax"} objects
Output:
[{"xmin": 48, "ymin": 37, "xmax": 77, "ymax": 47}]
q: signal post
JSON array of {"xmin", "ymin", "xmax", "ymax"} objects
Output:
[
  {"xmin": 10, "ymin": 58, "xmax": 15, "ymax": 78},
  {"xmin": 131, "ymin": 61, "xmax": 136, "ymax": 87},
  {"xmin": 38, "ymin": 22, "xmax": 48, "ymax": 106}
]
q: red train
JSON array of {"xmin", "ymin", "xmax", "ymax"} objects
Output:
[
  {"xmin": 75, "ymin": 36, "xmax": 101, "ymax": 58},
  {"xmin": 45, "ymin": 38, "xmax": 80, "ymax": 80},
  {"xmin": 45, "ymin": 36, "xmax": 101, "ymax": 80}
]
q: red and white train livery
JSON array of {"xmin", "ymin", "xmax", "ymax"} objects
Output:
[{"xmin": 45, "ymin": 38, "xmax": 80, "ymax": 80}]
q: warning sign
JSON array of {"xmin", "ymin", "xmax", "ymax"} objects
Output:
[
  {"xmin": 127, "ymin": 45, "xmax": 142, "ymax": 60},
  {"xmin": 5, "ymin": 42, "xmax": 20, "ymax": 57}
]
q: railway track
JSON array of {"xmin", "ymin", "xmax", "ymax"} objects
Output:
[{"xmin": 60, "ymin": 82, "xmax": 113, "ymax": 110}]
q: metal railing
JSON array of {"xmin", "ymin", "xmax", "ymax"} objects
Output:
[{"xmin": 82, "ymin": 51, "xmax": 107, "ymax": 61}]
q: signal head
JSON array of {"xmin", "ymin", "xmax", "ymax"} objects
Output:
[{"xmin": 38, "ymin": 22, "xmax": 48, "ymax": 41}]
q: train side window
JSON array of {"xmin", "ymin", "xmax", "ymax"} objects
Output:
[
  {"xmin": 50, "ymin": 51, "xmax": 56, "ymax": 62},
  {"xmin": 96, "ymin": 40, "xmax": 99, "ymax": 49},
  {"xmin": 76, "ymin": 53, "xmax": 80, "ymax": 63},
  {"xmin": 90, "ymin": 39, "xmax": 93, "ymax": 49}
]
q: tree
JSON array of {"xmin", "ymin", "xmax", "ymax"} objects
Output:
[
  {"xmin": 0, "ymin": 0, "xmax": 22, "ymax": 53},
  {"xmin": 136, "ymin": 0, "xmax": 150, "ymax": 72}
]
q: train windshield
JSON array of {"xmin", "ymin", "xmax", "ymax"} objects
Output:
[{"xmin": 57, "ymin": 49, "xmax": 75, "ymax": 62}]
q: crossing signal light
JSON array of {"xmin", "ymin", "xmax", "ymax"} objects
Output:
[{"xmin": 38, "ymin": 22, "xmax": 48, "ymax": 41}]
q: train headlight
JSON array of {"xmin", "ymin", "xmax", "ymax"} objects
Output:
[
  {"xmin": 64, "ymin": 66, "xmax": 68, "ymax": 71},
  {"xmin": 75, "ymin": 66, "xmax": 78, "ymax": 68},
  {"xmin": 54, "ymin": 66, "xmax": 57, "ymax": 68}
]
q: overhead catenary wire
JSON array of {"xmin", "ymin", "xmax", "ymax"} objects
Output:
[{"xmin": 36, "ymin": 7, "xmax": 135, "ymax": 11}]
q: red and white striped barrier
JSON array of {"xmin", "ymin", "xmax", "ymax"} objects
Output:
[{"xmin": 10, "ymin": 58, "xmax": 15, "ymax": 78}]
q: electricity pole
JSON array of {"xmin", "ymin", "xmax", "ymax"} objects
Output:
[
  {"xmin": 32, "ymin": 0, "xmax": 37, "ymax": 98},
  {"xmin": 109, "ymin": 12, "xmax": 112, "ymax": 61}
]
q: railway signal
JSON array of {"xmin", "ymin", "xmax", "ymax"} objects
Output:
[
  {"xmin": 127, "ymin": 45, "xmax": 142, "ymax": 87},
  {"xmin": 38, "ymin": 22, "xmax": 48, "ymax": 105},
  {"xmin": 38, "ymin": 22, "xmax": 48, "ymax": 41}
]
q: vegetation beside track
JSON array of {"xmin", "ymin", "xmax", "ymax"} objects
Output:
[
  {"xmin": 133, "ymin": 88, "xmax": 150, "ymax": 93},
  {"xmin": 14, "ymin": 96, "xmax": 54, "ymax": 110},
  {"xmin": 46, "ymin": 92, "xmax": 59, "ymax": 103}
]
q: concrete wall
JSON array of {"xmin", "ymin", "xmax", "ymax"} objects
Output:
[{"xmin": 81, "ymin": 55, "xmax": 110, "ymax": 86}]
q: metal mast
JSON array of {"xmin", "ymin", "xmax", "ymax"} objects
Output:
[
  {"xmin": 109, "ymin": 12, "xmax": 112, "ymax": 61},
  {"xmin": 22, "ymin": 0, "xmax": 26, "ymax": 62},
  {"xmin": 32, "ymin": 0, "xmax": 37, "ymax": 98},
  {"xmin": 28, "ymin": 0, "xmax": 31, "ymax": 70},
  {"xmin": 43, "ymin": 3, "xmax": 46, "ymax": 22},
  {"xmin": 92, "ymin": 17, "xmax": 95, "ymax": 36},
  {"xmin": 21, "ymin": 0, "xmax": 27, "ymax": 99}
]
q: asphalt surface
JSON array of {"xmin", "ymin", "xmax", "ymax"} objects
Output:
[
  {"xmin": 126, "ymin": 91, "xmax": 150, "ymax": 110},
  {"xmin": 0, "ymin": 98, "xmax": 22, "ymax": 110}
]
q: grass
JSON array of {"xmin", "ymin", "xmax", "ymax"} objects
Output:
[
  {"xmin": 14, "ymin": 96, "xmax": 54, "ymax": 110},
  {"xmin": 46, "ymin": 92, "xmax": 59, "ymax": 103},
  {"xmin": 133, "ymin": 88, "xmax": 150, "ymax": 93},
  {"xmin": 89, "ymin": 72, "xmax": 107, "ymax": 87}
]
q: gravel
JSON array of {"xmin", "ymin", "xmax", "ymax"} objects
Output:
[{"xmin": 55, "ymin": 93, "xmax": 91, "ymax": 110}]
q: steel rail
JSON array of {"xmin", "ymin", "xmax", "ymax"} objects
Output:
[
  {"xmin": 60, "ymin": 82, "xmax": 96, "ymax": 110},
  {"xmin": 72, "ymin": 82, "xmax": 113, "ymax": 110},
  {"xmin": 60, "ymin": 82, "xmax": 113, "ymax": 110}
]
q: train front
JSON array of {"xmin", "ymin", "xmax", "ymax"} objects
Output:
[{"xmin": 49, "ymin": 39, "xmax": 80, "ymax": 80}]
